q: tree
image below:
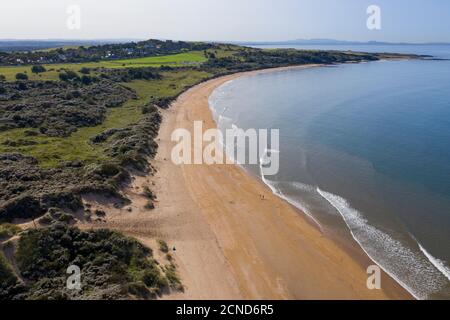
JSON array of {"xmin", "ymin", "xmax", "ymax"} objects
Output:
[
  {"xmin": 31, "ymin": 65, "xmax": 46, "ymax": 74},
  {"xmin": 17, "ymin": 82, "xmax": 27, "ymax": 91},
  {"xmin": 79, "ymin": 67, "xmax": 91, "ymax": 74},
  {"xmin": 58, "ymin": 72, "xmax": 69, "ymax": 81},
  {"xmin": 81, "ymin": 75, "xmax": 92, "ymax": 85},
  {"xmin": 15, "ymin": 73, "xmax": 28, "ymax": 80},
  {"xmin": 65, "ymin": 70, "xmax": 80, "ymax": 80},
  {"xmin": 59, "ymin": 70, "xmax": 79, "ymax": 82}
]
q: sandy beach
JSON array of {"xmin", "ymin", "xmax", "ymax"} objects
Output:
[{"xmin": 84, "ymin": 66, "xmax": 413, "ymax": 299}]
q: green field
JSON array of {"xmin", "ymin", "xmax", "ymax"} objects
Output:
[
  {"xmin": 0, "ymin": 47, "xmax": 236, "ymax": 167},
  {"xmin": 0, "ymin": 51, "xmax": 208, "ymax": 81},
  {"xmin": 0, "ymin": 70, "xmax": 211, "ymax": 168}
]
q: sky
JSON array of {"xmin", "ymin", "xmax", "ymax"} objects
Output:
[{"xmin": 0, "ymin": 0, "xmax": 449, "ymax": 42}]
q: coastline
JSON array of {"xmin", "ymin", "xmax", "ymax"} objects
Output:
[{"xmin": 85, "ymin": 65, "xmax": 413, "ymax": 299}]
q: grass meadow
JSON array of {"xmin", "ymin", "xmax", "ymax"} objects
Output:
[{"xmin": 0, "ymin": 51, "xmax": 208, "ymax": 81}]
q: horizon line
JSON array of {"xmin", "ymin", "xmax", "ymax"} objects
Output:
[{"xmin": 0, "ymin": 38, "xmax": 449, "ymax": 46}]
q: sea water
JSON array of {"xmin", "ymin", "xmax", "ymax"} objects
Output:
[{"xmin": 209, "ymin": 45, "xmax": 450, "ymax": 299}]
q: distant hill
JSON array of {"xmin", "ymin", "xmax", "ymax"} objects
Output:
[
  {"xmin": 0, "ymin": 39, "xmax": 138, "ymax": 52},
  {"xmin": 234, "ymin": 39, "xmax": 450, "ymax": 46}
]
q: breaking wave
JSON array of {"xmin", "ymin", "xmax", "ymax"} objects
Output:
[
  {"xmin": 419, "ymin": 244, "xmax": 450, "ymax": 282},
  {"xmin": 317, "ymin": 188, "xmax": 449, "ymax": 300}
]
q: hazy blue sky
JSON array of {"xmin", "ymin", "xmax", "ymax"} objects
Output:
[{"xmin": 1, "ymin": 0, "xmax": 449, "ymax": 42}]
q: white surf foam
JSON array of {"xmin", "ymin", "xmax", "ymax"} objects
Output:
[
  {"xmin": 419, "ymin": 244, "xmax": 450, "ymax": 282},
  {"xmin": 290, "ymin": 181, "xmax": 316, "ymax": 193},
  {"xmin": 258, "ymin": 155, "xmax": 322, "ymax": 230},
  {"xmin": 317, "ymin": 188, "xmax": 449, "ymax": 300},
  {"xmin": 218, "ymin": 114, "xmax": 232, "ymax": 127},
  {"xmin": 261, "ymin": 179, "xmax": 323, "ymax": 230}
]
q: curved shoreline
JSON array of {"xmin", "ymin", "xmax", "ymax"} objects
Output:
[
  {"xmin": 157, "ymin": 65, "xmax": 413, "ymax": 299},
  {"xmin": 205, "ymin": 66, "xmax": 421, "ymax": 299},
  {"xmin": 90, "ymin": 65, "xmax": 413, "ymax": 299}
]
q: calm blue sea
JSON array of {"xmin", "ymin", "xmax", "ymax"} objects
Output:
[{"xmin": 209, "ymin": 44, "xmax": 450, "ymax": 299}]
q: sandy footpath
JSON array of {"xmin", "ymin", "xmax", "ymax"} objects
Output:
[{"xmin": 83, "ymin": 66, "xmax": 412, "ymax": 299}]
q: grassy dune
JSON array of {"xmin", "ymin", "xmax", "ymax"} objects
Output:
[{"xmin": 0, "ymin": 69, "xmax": 211, "ymax": 168}]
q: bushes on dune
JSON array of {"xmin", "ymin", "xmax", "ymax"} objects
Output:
[
  {"xmin": 0, "ymin": 153, "xmax": 128, "ymax": 222},
  {"xmin": 0, "ymin": 195, "xmax": 45, "ymax": 222},
  {"xmin": 90, "ymin": 107, "xmax": 161, "ymax": 171},
  {"xmin": 157, "ymin": 240, "xmax": 169, "ymax": 254},
  {"xmin": 0, "ymin": 251, "xmax": 21, "ymax": 300},
  {"xmin": 9, "ymin": 223, "xmax": 172, "ymax": 300},
  {"xmin": 98, "ymin": 67, "xmax": 162, "ymax": 82},
  {"xmin": 58, "ymin": 70, "xmax": 80, "ymax": 82},
  {"xmin": 151, "ymin": 96, "xmax": 176, "ymax": 109},
  {"xmin": 0, "ymin": 223, "xmax": 21, "ymax": 240},
  {"xmin": 0, "ymin": 79, "xmax": 136, "ymax": 137}
]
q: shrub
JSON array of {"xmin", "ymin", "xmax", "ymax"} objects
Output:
[
  {"xmin": 17, "ymin": 82, "xmax": 27, "ymax": 91},
  {"xmin": 79, "ymin": 67, "xmax": 91, "ymax": 74},
  {"xmin": 164, "ymin": 263, "xmax": 183, "ymax": 291},
  {"xmin": 142, "ymin": 104, "xmax": 157, "ymax": 115},
  {"xmin": 37, "ymin": 214, "xmax": 53, "ymax": 225},
  {"xmin": 0, "ymin": 223, "xmax": 21, "ymax": 240},
  {"xmin": 142, "ymin": 265, "xmax": 168, "ymax": 289},
  {"xmin": 81, "ymin": 75, "xmax": 92, "ymax": 85},
  {"xmin": 37, "ymin": 209, "xmax": 75, "ymax": 226},
  {"xmin": 0, "ymin": 251, "xmax": 19, "ymax": 296},
  {"xmin": 15, "ymin": 73, "xmax": 28, "ymax": 80},
  {"xmin": 94, "ymin": 210, "xmax": 106, "ymax": 217},
  {"xmin": 128, "ymin": 281, "xmax": 151, "ymax": 299},
  {"xmin": 59, "ymin": 70, "xmax": 79, "ymax": 82},
  {"xmin": 144, "ymin": 201, "xmax": 155, "ymax": 210},
  {"xmin": 95, "ymin": 163, "xmax": 121, "ymax": 177},
  {"xmin": 0, "ymin": 195, "xmax": 45, "ymax": 222},
  {"xmin": 24, "ymin": 130, "xmax": 39, "ymax": 136},
  {"xmin": 58, "ymin": 72, "xmax": 69, "ymax": 81},
  {"xmin": 31, "ymin": 65, "xmax": 46, "ymax": 74},
  {"xmin": 65, "ymin": 70, "xmax": 79, "ymax": 80},
  {"xmin": 157, "ymin": 239, "xmax": 169, "ymax": 253},
  {"xmin": 142, "ymin": 186, "xmax": 155, "ymax": 199}
]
